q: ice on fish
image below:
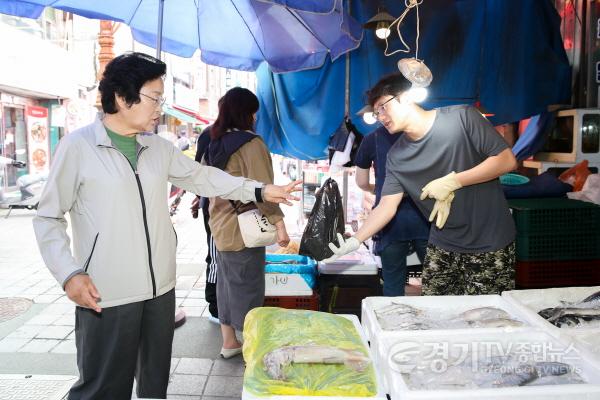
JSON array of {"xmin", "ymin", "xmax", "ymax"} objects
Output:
[
  {"xmin": 390, "ymin": 343, "xmax": 584, "ymax": 390},
  {"xmin": 469, "ymin": 317, "xmax": 524, "ymax": 328},
  {"xmin": 458, "ymin": 307, "xmax": 511, "ymax": 322},
  {"xmin": 374, "ymin": 302, "xmax": 523, "ymax": 331}
]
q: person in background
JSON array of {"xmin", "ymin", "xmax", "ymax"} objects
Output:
[
  {"xmin": 325, "ymin": 73, "xmax": 517, "ymax": 296},
  {"xmin": 193, "ymin": 124, "xmax": 219, "ymax": 323},
  {"xmin": 354, "ymin": 125, "xmax": 430, "ymax": 296},
  {"xmin": 206, "ymin": 87, "xmax": 290, "ymax": 359},
  {"xmin": 33, "ymin": 52, "xmax": 300, "ymax": 399},
  {"xmin": 176, "ymin": 130, "xmax": 191, "ymax": 152}
]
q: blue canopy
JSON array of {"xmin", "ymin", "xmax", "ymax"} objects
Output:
[
  {"xmin": 256, "ymin": 0, "xmax": 572, "ymax": 159},
  {"xmin": 0, "ymin": 0, "xmax": 362, "ymax": 73}
]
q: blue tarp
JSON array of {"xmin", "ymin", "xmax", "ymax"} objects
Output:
[{"xmin": 256, "ymin": 0, "xmax": 571, "ymax": 159}]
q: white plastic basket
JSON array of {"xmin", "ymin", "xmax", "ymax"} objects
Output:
[
  {"xmin": 241, "ymin": 314, "xmax": 387, "ymax": 400},
  {"xmin": 378, "ymin": 329, "xmax": 600, "ymax": 400}
]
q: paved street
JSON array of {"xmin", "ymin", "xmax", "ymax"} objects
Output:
[{"xmin": 0, "ymin": 193, "xmax": 243, "ymax": 400}]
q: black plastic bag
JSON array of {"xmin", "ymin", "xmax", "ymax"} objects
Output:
[{"xmin": 299, "ymin": 178, "xmax": 345, "ymax": 261}]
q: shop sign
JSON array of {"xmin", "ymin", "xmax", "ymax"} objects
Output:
[{"xmin": 26, "ymin": 106, "xmax": 50, "ymax": 173}]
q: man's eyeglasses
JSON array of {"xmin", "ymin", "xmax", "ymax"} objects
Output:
[
  {"xmin": 139, "ymin": 92, "xmax": 166, "ymax": 107},
  {"xmin": 372, "ymin": 96, "xmax": 397, "ymax": 119}
]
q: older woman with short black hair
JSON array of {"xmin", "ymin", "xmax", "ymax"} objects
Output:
[{"xmin": 33, "ymin": 53, "xmax": 299, "ymax": 399}]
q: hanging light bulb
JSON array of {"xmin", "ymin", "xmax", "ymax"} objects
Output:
[
  {"xmin": 403, "ymin": 87, "xmax": 428, "ymax": 103},
  {"xmin": 364, "ymin": 7, "xmax": 395, "ymax": 41},
  {"xmin": 375, "ymin": 21, "xmax": 391, "ymax": 40},
  {"xmin": 357, "ymin": 105, "xmax": 377, "ymax": 125},
  {"xmin": 363, "ymin": 112, "xmax": 377, "ymax": 125}
]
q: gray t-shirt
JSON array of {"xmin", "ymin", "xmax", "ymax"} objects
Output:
[{"xmin": 381, "ymin": 105, "xmax": 515, "ymax": 253}]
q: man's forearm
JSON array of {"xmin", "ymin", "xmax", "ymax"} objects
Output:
[
  {"xmin": 456, "ymin": 149, "xmax": 517, "ymax": 187},
  {"xmin": 354, "ymin": 201, "xmax": 396, "ymax": 242}
]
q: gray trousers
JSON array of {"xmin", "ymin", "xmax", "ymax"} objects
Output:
[
  {"xmin": 68, "ymin": 289, "xmax": 175, "ymax": 400},
  {"xmin": 216, "ymin": 247, "xmax": 265, "ymax": 331}
]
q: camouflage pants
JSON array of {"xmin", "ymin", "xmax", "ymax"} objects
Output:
[{"xmin": 421, "ymin": 242, "xmax": 516, "ymax": 296}]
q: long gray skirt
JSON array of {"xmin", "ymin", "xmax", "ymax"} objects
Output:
[{"xmin": 215, "ymin": 247, "xmax": 265, "ymax": 331}]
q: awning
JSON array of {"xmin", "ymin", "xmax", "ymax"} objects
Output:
[
  {"xmin": 172, "ymin": 104, "xmax": 211, "ymax": 124},
  {"xmin": 162, "ymin": 105, "xmax": 209, "ymax": 125}
]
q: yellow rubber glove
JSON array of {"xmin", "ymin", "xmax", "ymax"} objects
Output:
[
  {"xmin": 428, "ymin": 192, "xmax": 454, "ymax": 229},
  {"xmin": 420, "ymin": 172, "xmax": 462, "ymax": 201}
]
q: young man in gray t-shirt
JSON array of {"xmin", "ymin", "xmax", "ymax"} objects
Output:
[{"xmin": 325, "ymin": 73, "xmax": 518, "ymax": 295}]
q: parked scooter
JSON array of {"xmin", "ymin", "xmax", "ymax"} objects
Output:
[{"xmin": 0, "ymin": 156, "xmax": 47, "ymax": 218}]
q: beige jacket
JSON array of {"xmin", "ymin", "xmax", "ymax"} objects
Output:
[
  {"xmin": 209, "ymin": 137, "xmax": 284, "ymax": 251},
  {"xmin": 33, "ymin": 118, "xmax": 262, "ymax": 308}
]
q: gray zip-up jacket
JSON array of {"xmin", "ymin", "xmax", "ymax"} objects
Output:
[{"xmin": 33, "ymin": 118, "xmax": 262, "ymax": 308}]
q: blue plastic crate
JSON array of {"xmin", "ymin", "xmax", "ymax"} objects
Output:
[{"xmin": 265, "ymin": 254, "xmax": 317, "ymax": 288}]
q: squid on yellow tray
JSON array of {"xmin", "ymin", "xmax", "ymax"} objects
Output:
[{"xmin": 242, "ymin": 307, "xmax": 377, "ymax": 397}]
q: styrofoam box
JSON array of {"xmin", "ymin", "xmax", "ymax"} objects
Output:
[
  {"xmin": 265, "ymin": 273, "xmax": 313, "ymax": 296},
  {"xmin": 378, "ymin": 330, "xmax": 600, "ymax": 400},
  {"xmin": 241, "ymin": 314, "xmax": 387, "ymax": 400},
  {"xmin": 362, "ymin": 295, "xmax": 535, "ymax": 392},
  {"xmin": 502, "ymin": 286, "xmax": 600, "ymax": 370},
  {"xmin": 502, "ymin": 286, "xmax": 600, "ymax": 336},
  {"xmin": 319, "ymin": 252, "xmax": 379, "ymax": 275},
  {"xmin": 568, "ymin": 332, "xmax": 600, "ymax": 363}
]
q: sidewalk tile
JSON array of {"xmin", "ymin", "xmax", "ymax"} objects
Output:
[
  {"xmin": 52, "ymin": 314, "xmax": 75, "ymax": 326},
  {"xmin": 34, "ymin": 294, "xmax": 62, "ymax": 304},
  {"xmin": 0, "ymin": 337, "xmax": 30, "ymax": 352},
  {"xmin": 211, "ymin": 359, "xmax": 245, "ymax": 377},
  {"xmin": 25, "ymin": 314, "xmax": 61, "ymax": 325},
  {"xmin": 167, "ymin": 374, "xmax": 207, "ymax": 396},
  {"xmin": 36, "ymin": 326, "xmax": 73, "ymax": 340},
  {"xmin": 187, "ymin": 290, "xmax": 204, "ymax": 299},
  {"xmin": 51, "ymin": 339, "xmax": 77, "ymax": 354},
  {"xmin": 18, "ymin": 338, "xmax": 60, "ymax": 353},
  {"xmin": 181, "ymin": 298, "xmax": 207, "ymax": 307},
  {"xmin": 203, "ymin": 375, "xmax": 243, "ymax": 397},
  {"xmin": 43, "ymin": 303, "xmax": 75, "ymax": 315},
  {"xmin": 53, "ymin": 296, "xmax": 75, "ymax": 305},
  {"xmin": 182, "ymin": 307, "xmax": 204, "ymax": 317},
  {"xmin": 6, "ymin": 324, "xmax": 46, "ymax": 339},
  {"xmin": 171, "ymin": 358, "xmax": 180, "ymax": 374},
  {"xmin": 175, "ymin": 358, "xmax": 213, "ymax": 375}
]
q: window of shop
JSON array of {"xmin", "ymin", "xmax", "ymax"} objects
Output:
[
  {"xmin": 582, "ymin": 113, "xmax": 600, "ymax": 153},
  {"xmin": 1, "ymin": 106, "xmax": 27, "ymax": 189}
]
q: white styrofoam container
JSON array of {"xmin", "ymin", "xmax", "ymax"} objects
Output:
[
  {"xmin": 502, "ymin": 286, "xmax": 600, "ymax": 370},
  {"xmin": 361, "ymin": 295, "xmax": 535, "ymax": 392},
  {"xmin": 265, "ymin": 273, "xmax": 313, "ymax": 296},
  {"xmin": 319, "ymin": 252, "xmax": 379, "ymax": 275},
  {"xmin": 568, "ymin": 332, "xmax": 600, "ymax": 362},
  {"xmin": 362, "ymin": 295, "xmax": 533, "ymax": 343},
  {"xmin": 378, "ymin": 329, "xmax": 600, "ymax": 400},
  {"xmin": 501, "ymin": 286, "xmax": 600, "ymax": 335},
  {"xmin": 242, "ymin": 314, "xmax": 387, "ymax": 400}
]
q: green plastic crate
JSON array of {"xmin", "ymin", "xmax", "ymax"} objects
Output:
[
  {"xmin": 509, "ymin": 198, "xmax": 600, "ymax": 235},
  {"xmin": 515, "ymin": 232, "xmax": 600, "ymax": 261}
]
